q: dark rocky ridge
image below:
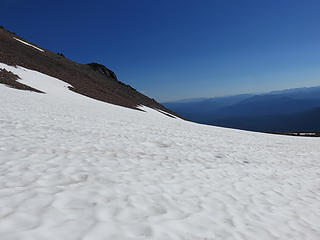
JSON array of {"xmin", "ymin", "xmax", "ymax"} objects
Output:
[
  {"xmin": 87, "ymin": 63, "xmax": 118, "ymax": 81},
  {"xmin": 0, "ymin": 27, "xmax": 178, "ymax": 117}
]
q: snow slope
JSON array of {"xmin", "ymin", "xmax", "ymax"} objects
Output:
[{"xmin": 0, "ymin": 63, "xmax": 320, "ymax": 240}]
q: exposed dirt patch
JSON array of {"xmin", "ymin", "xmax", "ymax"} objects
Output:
[{"xmin": 0, "ymin": 68, "xmax": 43, "ymax": 93}]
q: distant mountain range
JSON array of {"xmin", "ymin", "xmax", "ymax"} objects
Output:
[{"xmin": 163, "ymin": 86, "xmax": 320, "ymax": 132}]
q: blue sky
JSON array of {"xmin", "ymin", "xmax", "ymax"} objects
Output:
[{"xmin": 2, "ymin": 0, "xmax": 320, "ymax": 101}]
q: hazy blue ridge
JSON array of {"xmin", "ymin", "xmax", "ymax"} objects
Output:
[{"xmin": 162, "ymin": 86, "xmax": 320, "ymax": 132}]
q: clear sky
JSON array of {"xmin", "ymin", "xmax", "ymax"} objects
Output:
[{"xmin": 2, "ymin": 0, "xmax": 320, "ymax": 102}]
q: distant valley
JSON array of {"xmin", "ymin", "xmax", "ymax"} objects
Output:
[{"xmin": 163, "ymin": 86, "xmax": 320, "ymax": 133}]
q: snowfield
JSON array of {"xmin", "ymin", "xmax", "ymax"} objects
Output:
[{"xmin": 0, "ymin": 63, "xmax": 320, "ymax": 240}]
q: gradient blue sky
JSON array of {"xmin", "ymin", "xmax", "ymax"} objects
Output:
[{"xmin": 2, "ymin": 0, "xmax": 320, "ymax": 101}]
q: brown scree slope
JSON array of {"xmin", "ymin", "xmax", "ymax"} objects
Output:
[{"xmin": 0, "ymin": 27, "xmax": 178, "ymax": 117}]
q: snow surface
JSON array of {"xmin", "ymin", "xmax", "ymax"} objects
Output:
[
  {"xmin": 13, "ymin": 37, "xmax": 45, "ymax": 52},
  {"xmin": 0, "ymin": 62, "xmax": 320, "ymax": 240}
]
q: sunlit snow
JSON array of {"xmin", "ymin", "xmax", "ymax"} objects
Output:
[
  {"xmin": 0, "ymin": 62, "xmax": 320, "ymax": 240},
  {"xmin": 13, "ymin": 37, "xmax": 45, "ymax": 52}
]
